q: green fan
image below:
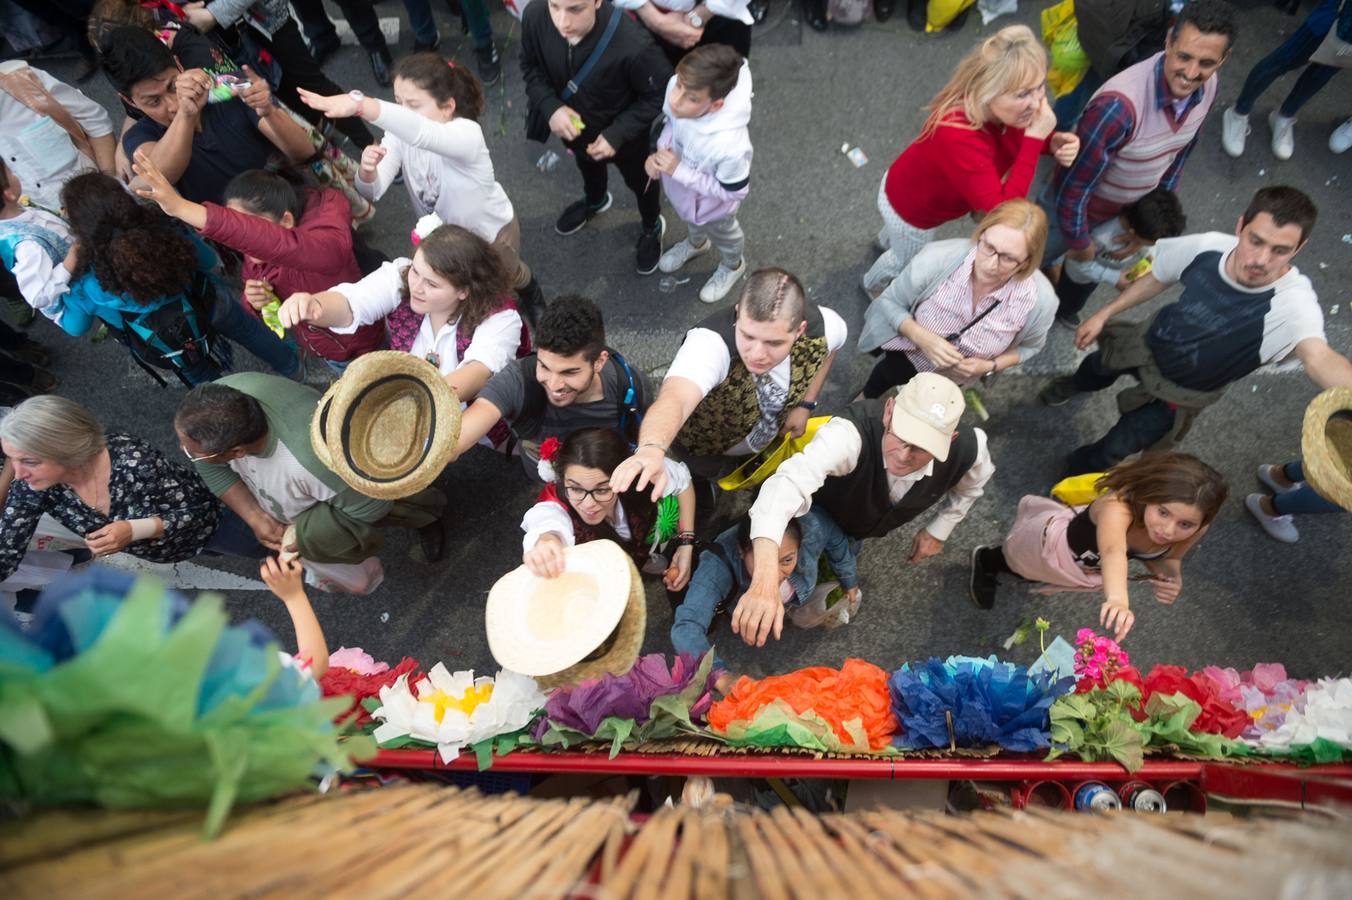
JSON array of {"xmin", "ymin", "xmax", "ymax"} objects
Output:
[{"xmin": 646, "ymin": 494, "xmax": 681, "ymax": 545}]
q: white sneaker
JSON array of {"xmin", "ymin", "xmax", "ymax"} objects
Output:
[
  {"xmin": 699, "ymin": 258, "xmax": 746, "ymax": 304},
  {"xmin": 1330, "ymin": 117, "xmax": 1352, "ymax": 154},
  {"xmin": 657, "ymin": 238, "xmax": 710, "ymax": 274},
  {"xmin": 1256, "ymin": 463, "xmax": 1299, "ymax": 495},
  {"xmin": 1221, "ymin": 106, "xmax": 1250, "ymax": 158},
  {"xmin": 1269, "ymin": 111, "xmax": 1295, "ymax": 161},
  {"xmin": 1245, "ymin": 493, "xmax": 1299, "ymax": 543}
]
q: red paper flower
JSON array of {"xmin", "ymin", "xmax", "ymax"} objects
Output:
[
  {"xmin": 1141, "ymin": 665, "xmax": 1247, "ymax": 738},
  {"xmin": 321, "ymin": 656, "xmax": 422, "ymax": 726},
  {"xmin": 539, "ymin": 436, "xmax": 562, "ymax": 462}
]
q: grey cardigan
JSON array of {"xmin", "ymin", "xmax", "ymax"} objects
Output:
[{"xmin": 857, "ymin": 238, "xmax": 1057, "ymax": 364}]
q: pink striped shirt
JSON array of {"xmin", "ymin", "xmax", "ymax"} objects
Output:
[{"xmin": 883, "ymin": 248, "xmax": 1039, "ymax": 381}]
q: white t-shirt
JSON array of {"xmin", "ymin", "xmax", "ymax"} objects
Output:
[
  {"xmin": 230, "ymin": 437, "xmax": 338, "ymax": 525},
  {"xmin": 1145, "ymin": 232, "xmax": 1323, "ymax": 392},
  {"xmin": 0, "ymin": 65, "xmax": 113, "ymax": 210},
  {"xmin": 664, "ymin": 306, "xmax": 848, "ymax": 453},
  {"xmin": 520, "ymin": 458, "xmax": 692, "ymax": 551},
  {"xmin": 330, "ymin": 259, "xmax": 523, "ymax": 384}
]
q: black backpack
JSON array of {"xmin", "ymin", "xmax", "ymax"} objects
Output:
[
  {"xmin": 103, "ymin": 270, "xmax": 224, "ymax": 387},
  {"xmin": 511, "ymin": 348, "xmax": 645, "ymax": 448}
]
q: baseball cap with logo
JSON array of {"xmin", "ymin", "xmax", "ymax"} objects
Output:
[{"xmin": 888, "ymin": 373, "xmax": 966, "ymax": 462}]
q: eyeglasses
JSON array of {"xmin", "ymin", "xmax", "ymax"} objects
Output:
[
  {"xmin": 181, "ymin": 445, "xmax": 222, "ymax": 463},
  {"xmin": 565, "ymin": 483, "xmax": 615, "ymax": 504},
  {"xmin": 977, "ymin": 237, "xmax": 1026, "ymax": 269}
]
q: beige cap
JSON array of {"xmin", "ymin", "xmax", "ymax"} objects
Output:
[{"xmin": 888, "ymin": 373, "xmax": 965, "ymax": 462}]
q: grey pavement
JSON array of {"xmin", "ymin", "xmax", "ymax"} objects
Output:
[{"xmin": 19, "ymin": 0, "xmax": 1352, "ymax": 681}]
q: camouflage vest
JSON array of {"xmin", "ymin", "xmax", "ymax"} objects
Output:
[{"xmin": 676, "ymin": 305, "xmax": 829, "ymax": 458}]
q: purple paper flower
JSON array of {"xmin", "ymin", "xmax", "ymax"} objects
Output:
[{"xmin": 533, "ymin": 653, "xmax": 722, "ymax": 739}]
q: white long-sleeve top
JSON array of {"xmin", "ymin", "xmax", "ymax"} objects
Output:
[
  {"xmin": 355, "ymin": 100, "xmax": 515, "ymax": 242},
  {"xmin": 749, "ymin": 416, "xmax": 994, "ymax": 544},
  {"xmin": 521, "ymin": 458, "xmax": 692, "ymax": 551},
  {"xmin": 1, "ymin": 207, "xmax": 73, "ymax": 318},
  {"xmin": 328, "ymin": 260, "xmax": 522, "ymax": 384}
]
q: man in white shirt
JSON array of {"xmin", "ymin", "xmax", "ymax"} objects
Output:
[
  {"xmin": 733, "ymin": 374, "xmax": 995, "ymax": 647},
  {"xmin": 612, "ymin": 267, "xmax": 845, "ymax": 495}
]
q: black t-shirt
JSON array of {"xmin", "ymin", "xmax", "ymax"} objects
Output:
[
  {"xmin": 479, "ymin": 354, "xmax": 651, "ymax": 481},
  {"xmin": 123, "ymin": 99, "xmax": 278, "ymax": 205}
]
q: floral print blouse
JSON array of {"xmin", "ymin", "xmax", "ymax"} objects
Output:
[{"xmin": 0, "ymin": 432, "xmax": 220, "ymax": 581}]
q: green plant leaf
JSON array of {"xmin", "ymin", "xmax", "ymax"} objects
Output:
[{"xmin": 1099, "ymin": 719, "xmax": 1145, "ymax": 773}]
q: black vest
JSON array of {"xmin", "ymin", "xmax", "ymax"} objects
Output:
[{"xmin": 812, "ymin": 399, "xmax": 980, "ymax": 540}]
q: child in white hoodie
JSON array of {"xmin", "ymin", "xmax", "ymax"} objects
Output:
[{"xmin": 645, "ymin": 45, "xmax": 753, "ymax": 305}]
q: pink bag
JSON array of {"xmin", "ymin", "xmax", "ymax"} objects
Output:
[{"xmin": 828, "ymin": 0, "xmax": 872, "ymax": 25}]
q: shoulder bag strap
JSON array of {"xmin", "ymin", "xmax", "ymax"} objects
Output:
[{"xmin": 560, "ymin": 6, "xmax": 625, "ymax": 102}]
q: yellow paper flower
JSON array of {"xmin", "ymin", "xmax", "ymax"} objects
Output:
[{"xmin": 418, "ymin": 683, "xmax": 494, "ymax": 724}]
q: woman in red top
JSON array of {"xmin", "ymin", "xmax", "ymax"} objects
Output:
[
  {"xmin": 863, "ymin": 25, "xmax": 1080, "ymax": 298},
  {"xmin": 133, "ymin": 157, "xmax": 386, "ymax": 373}
]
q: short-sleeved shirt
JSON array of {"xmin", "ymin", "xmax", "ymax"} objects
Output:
[
  {"xmin": 123, "ymin": 99, "xmax": 276, "ymax": 204},
  {"xmin": 479, "ymin": 355, "xmax": 652, "ymax": 480},
  {"xmin": 1145, "ymin": 233, "xmax": 1324, "ymax": 392}
]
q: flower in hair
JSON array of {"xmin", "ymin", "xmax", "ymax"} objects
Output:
[
  {"xmin": 536, "ymin": 436, "xmax": 562, "ymax": 482},
  {"xmin": 410, "ymin": 212, "xmax": 443, "ymax": 246}
]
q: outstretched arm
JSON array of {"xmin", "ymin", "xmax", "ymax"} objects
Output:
[
  {"xmin": 609, "ymin": 376, "xmax": 705, "ymax": 499},
  {"xmin": 1295, "ymin": 338, "xmax": 1352, "ymax": 389}
]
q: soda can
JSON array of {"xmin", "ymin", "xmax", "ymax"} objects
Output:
[
  {"xmin": 1120, "ymin": 783, "xmax": 1167, "ymax": 813},
  {"xmin": 1074, "ymin": 782, "xmax": 1122, "ymax": 812}
]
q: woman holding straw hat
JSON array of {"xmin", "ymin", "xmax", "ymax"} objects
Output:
[
  {"xmin": 522, "ymin": 427, "xmax": 697, "ymax": 593},
  {"xmin": 862, "ymin": 25, "xmax": 1080, "ymax": 299}
]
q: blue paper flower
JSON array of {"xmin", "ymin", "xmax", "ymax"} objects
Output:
[{"xmin": 889, "ymin": 655, "xmax": 1074, "ymax": 752}]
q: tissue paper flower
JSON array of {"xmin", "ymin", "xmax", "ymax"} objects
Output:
[
  {"xmin": 1201, "ymin": 664, "xmax": 1308, "ymax": 741},
  {"xmin": 890, "ymin": 655, "xmax": 1075, "ymax": 752},
  {"xmin": 0, "ymin": 568, "xmax": 364, "ymax": 838},
  {"xmin": 1142, "ymin": 666, "xmax": 1248, "ymax": 739},
  {"xmin": 371, "ymin": 663, "xmax": 546, "ymax": 764},
  {"xmin": 321, "ymin": 655, "xmax": 421, "ymax": 727},
  {"xmin": 1245, "ymin": 678, "xmax": 1352, "ymax": 758},
  {"xmin": 329, "ymin": 647, "xmax": 389, "ymax": 676},
  {"xmin": 708, "ymin": 659, "xmax": 896, "ymax": 751},
  {"xmin": 410, "ymin": 212, "xmax": 443, "ymax": 245},
  {"xmin": 531, "ymin": 652, "xmax": 722, "ymax": 757}
]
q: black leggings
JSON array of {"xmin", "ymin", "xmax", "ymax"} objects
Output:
[
  {"xmin": 566, "ymin": 132, "xmax": 662, "ymax": 230},
  {"xmin": 861, "ymin": 349, "xmax": 920, "ymax": 399},
  {"xmin": 253, "ymin": 20, "xmax": 375, "ymax": 149}
]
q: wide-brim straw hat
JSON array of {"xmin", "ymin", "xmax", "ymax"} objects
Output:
[
  {"xmin": 485, "ymin": 540, "xmax": 646, "ymax": 689},
  {"xmin": 311, "ymin": 351, "xmax": 461, "ymax": 500},
  {"xmin": 1301, "ymin": 387, "xmax": 1352, "ymax": 512}
]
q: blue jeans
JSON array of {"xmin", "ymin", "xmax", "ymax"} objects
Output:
[
  {"xmin": 1063, "ymin": 353, "xmax": 1177, "ymax": 476},
  {"xmin": 401, "ymin": 0, "xmax": 494, "ymax": 48},
  {"xmin": 205, "ymin": 294, "xmax": 302, "ymax": 383},
  {"xmin": 202, "ymin": 506, "xmax": 270, "ymax": 559},
  {"xmin": 1053, "ymin": 68, "xmax": 1104, "ymax": 131},
  {"xmin": 1235, "ymin": 0, "xmax": 1342, "ymax": 118},
  {"xmin": 670, "ymin": 528, "xmax": 743, "ymax": 666},
  {"xmin": 1274, "ymin": 460, "xmax": 1343, "ymax": 516},
  {"xmin": 1037, "ymin": 182, "xmax": 1111, "ymax": 269},
  {"xmin": 786, "ymin": 506, "xmax": 860, "ymax": 602}
]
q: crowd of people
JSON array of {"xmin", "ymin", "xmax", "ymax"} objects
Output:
[{"xmin": 1, "ymin": 0, "xmax": 1349, "ymax": 684}]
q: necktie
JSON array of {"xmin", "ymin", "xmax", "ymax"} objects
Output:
[{"xmin": 747, "ymin": 373, "xmax": 788, "ymax": 452}]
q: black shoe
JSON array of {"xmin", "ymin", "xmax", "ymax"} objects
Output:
[
  {"xmin": 802, "ymin": 0, "xmax": 827, "ymax": 31},
  {"xmin": 412, "ymin": 35, "xmax": 442, "ymax": 53},
  {"xmin": 369, "ymin": 49, "xmax": 393, "ymax": 87},
  {"xmin": 906, "ymin": 0, "xmax": 927, "ymax": 31},
  {"xmin": 636, "ymin": 215, "xmax": 666, "ymax": 276},
  {"xmin": 475, "ymin": 43, "xmax": 502, "ymax": 86},
  {"xmin": 1054, "ymin": 312, "xmax": 1080, "ymax": 330},
  {"xmin": 29, "ymin": 367, "xmax": 58, "ymax": 394},
  {"xmin": 874, "ymin": 0, "xmax": 894, "ymax": 21},
  {"xmin": 749, "ymin": 0, "xmax": 770, "ymax": 21},
  {"xmin": 515, "ymin": 276, "xmax": 545, "ymax": 328},
  {"xmin": 946, "ymin": 5, "xmax": 971, "ymax": 30},
  {"xmin": 310, "ymin": 32, "xmax": 342, "ymax": 66},
  {"xmin": 969, "ymin": 545, "xmax": 999, "ymax": 610},
  {"xmin": 11, "ymin": 340, "xmax": 50, "ymax": 367},
  {"xmin": 555, "ymin": 192, "xmax": 613, "ymax": 235},
  {"xmin": 1038, "ymin": 376, "xmax": 1079, "ymax": 408},
  {"xmin": 416, "ymin": 520, "xmax": 445, "ymax": 563}
]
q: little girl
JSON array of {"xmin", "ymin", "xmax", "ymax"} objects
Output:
[
  {"xmin": 278, "ymin": 221, "xmax": 528, "ymax": 412},
  {"xmin": 259, "ymin": 555, "xmax": 330, "ymax": 681},
  {"xmin": 522, "ymin": 427, "xmax": 697, "ymax": 593},
  {"xmin": 0, "ymin": 157, "xmax": 76, "ymax": 324},
  {"xmin": 970, "ymin": 453, "xmax": 1228, "ymax": 641},
  {"xmin": 297, "ymin": 54, "xmax": 544, "ymax": 322},
  {"xmin": 133, "ymin": 156, "xmax": 386, "ymax": 373}
]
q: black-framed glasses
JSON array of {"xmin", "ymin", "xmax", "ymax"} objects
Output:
[
  {"xmin": 565, "ymin": 483, "xmax": 615, "ymax": 504},
  {"xmin": 976, "ymin": 237, "xmax": 1026, "ymax": 269}
]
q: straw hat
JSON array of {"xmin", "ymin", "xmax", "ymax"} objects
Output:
[
  {"xmin": 1301, "ymin": 387, "xmax": 1352, "ymax": 512},
  {"xmin": 311, "ymin": 351, "xmax": 461, "ymax": 500},
  {"xmin": 485, "ymin": 539, "xmax": 646, "ymax": 689}
]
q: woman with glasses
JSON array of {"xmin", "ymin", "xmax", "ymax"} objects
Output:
[
  {"xmin": 862, "ymin": 25, "xmax": 1079, "ymax": 299},
  {"xmin": 0, "ymin": 395, "xmax": 263, "ymax": 585},
  {"xmin": 520, "ymin": 427, "xmax": 697, "ymax": 592},
  {"xmin": 857, "ymin": 199, "xmax": 1056, "ymax": 399}
]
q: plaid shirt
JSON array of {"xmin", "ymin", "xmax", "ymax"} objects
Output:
[{"xmin": 1054, "ymin": 56, "xmax": 1204, "ymax": 250}]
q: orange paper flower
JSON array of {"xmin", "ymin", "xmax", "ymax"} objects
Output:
[{"xmin": 708, "ymin": 659, "xmax": 898, "ymax": 750}]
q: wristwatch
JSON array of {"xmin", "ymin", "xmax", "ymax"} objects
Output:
[
  {"xmin": 797, "ymin": 399, "xmax": 818, "ymax": 411},
  {"xmin": 686, "ymin": 10, "xmax": 705, "ymax": 27},
  {"xmin": 347, "ymin": 89, "xmax": 365, "ymax": 112}
]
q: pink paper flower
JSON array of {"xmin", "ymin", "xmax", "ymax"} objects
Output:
[{"xmin": 329, "ymin": 646, "xmax": 389, "ymax": 676}]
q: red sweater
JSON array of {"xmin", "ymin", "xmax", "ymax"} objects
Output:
[
  {"xmin": 884, "ymin": 111, "xmax": 1050, "ymax": 230},
  {"xmin": 200, "ymin": 187, "xmax": 385, "ymax": 361}
]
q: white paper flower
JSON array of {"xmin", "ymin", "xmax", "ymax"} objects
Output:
[
  {"xmin": 1247, "ymin": 678, "xmax": 1352, "ymax": 753},
  {"xmin": 410, "ymin": 213, "xmax": 444, "ymax": 245}
]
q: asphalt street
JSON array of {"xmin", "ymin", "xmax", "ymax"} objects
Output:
[{"xmin": 16, "ymin": 0, "xmax": 1351, "ymax": 681}]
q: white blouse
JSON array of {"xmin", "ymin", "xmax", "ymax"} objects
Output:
[{"xmin": 521, "ymin": 458, "xmax": 692, "ymax": 551}]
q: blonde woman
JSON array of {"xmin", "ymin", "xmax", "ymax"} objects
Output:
[
  {"xmin": 858, "ymin": 199, "xmax": 1056, "ymax": 398},
  {"xmin": 863, "ymin": 25, "xmax": 1080, "ymax": 297}
]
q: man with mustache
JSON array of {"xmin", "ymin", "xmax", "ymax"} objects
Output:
[
  {"xmin": 1043, "ymin": 186, "xmax": 1352, "ymax": 476},
  {"xmin": 1047, "ymin": 0, "xmax": 1236, "ymax": 326}
]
